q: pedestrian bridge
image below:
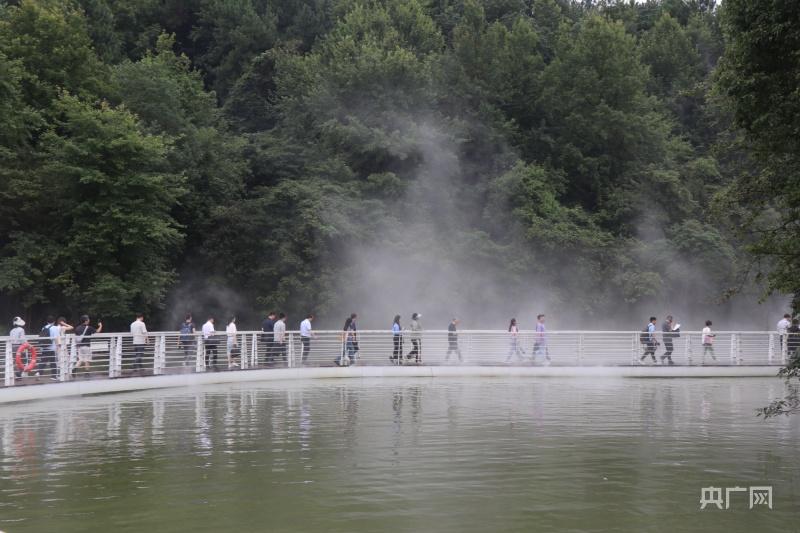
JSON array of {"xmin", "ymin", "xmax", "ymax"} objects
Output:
[{"xmin": 1, "ymin": 330, "xmax": 789, "ymax": 403}]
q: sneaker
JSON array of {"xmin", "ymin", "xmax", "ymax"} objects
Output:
[
  {"xmin": 34, "ymin": 371, "xmax": 41, "ymax": 377},
  {"xmin": 50, "ymin": 376, "xmax": 59, "ymax": 381}
]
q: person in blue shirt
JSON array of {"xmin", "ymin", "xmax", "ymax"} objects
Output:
[
  {"xmin": 640, "ymin": 316, "xmax": 658, "ymax": 364},
  {"xmin": 391, "ymin": 315, "xmax": 402, "ymax": 364}
]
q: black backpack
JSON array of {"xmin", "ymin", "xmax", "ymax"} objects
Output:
[
  {"xmin": 40, "ymin": 324, "xmax": 51, "ymax": 337},
  {"xmin": 639, "ymin": 327, "xmax": 650, "ymax": 344}
]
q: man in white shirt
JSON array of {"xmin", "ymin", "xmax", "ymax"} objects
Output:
[
  {"xmin": 130, "ymin": 313, "xmax": 148, "ymax": 371},
  {"xmin": 202, "ymin": 317, "xmax": 218, "ymax": 369},
  {"xmin": 49, "ymin": 316, "xmax": 73, "ymax": 380},
  {"xmin": 226, "ymin": 317, "xmax": 239, "ymax": 368},
  {"xmin": 273, "ymin": 313, "xmax": 287, "ymax": 365},
  {"xmin": 299, "ymin": 314, "xmax": 315, "ymax": 364},
  {"xmin": 777, "ymin": 313, "xmax": 792, "ymax": 350}
]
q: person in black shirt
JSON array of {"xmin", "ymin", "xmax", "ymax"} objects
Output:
[
  {"xmin": 660, "ymin": 315, "xmax": 678, "ymax": 365},
  {"xmin": 261, "ymin": 312, "xmax": 276, "ymax": 366},
  {"xmin": 74, "ymin": 315, "xmax": 102, "ymax": 376},
  {"xmin": 179, "ymin": 314, "xmax": 196, "ymax": 366},
  {"xmin": 446, "ymin": 318, "xmax": 462, "ymax": 362}
]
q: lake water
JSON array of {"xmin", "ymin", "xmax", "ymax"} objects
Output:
[{"xmin": 0, "ymin": 377, "xmax": 798, "ymax": 532}]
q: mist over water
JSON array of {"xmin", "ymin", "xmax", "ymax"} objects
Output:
[{"xmin": 323, "ymin": 120, "xmax": 787, "ymax": 332}]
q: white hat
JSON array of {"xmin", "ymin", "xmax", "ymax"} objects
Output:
[{"xmin": 12, "ymin": 317, "xmax": 25, "ymax": 327}]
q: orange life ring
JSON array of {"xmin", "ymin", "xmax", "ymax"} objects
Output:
[{"xmin": 15, "ymin": 342, "xmax": 37, "ymax": 372}]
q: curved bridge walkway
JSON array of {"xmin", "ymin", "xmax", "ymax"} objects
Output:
[{"xmin": 0, "ymin": 330, "xmax": 788, "ymax": 403}]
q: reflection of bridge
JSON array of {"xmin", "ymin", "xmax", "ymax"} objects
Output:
[{"xmin": 1, "ymin": 330, "xmax": 787, "ymax": 401}]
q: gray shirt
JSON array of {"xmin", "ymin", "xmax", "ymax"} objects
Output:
[{"xmin": 273, "ymin": 320, "xmax": 286, "ymax": 343}]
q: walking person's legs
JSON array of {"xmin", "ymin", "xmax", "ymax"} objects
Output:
[{"xmin": 301, "ymin": 336, "xmax": 310, "ymax": 364}]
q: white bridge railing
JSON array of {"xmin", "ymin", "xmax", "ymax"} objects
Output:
[{"xmin": 0, "ymin": 330, "xmax": 792, "ymax": 387}]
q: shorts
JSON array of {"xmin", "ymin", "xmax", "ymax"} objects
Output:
[{"xmin": 78, "ymin": 345, "xmax": 92, "ymax": 362}]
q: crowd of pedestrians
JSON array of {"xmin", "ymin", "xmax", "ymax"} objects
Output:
[{"xmin": 3, "ymin": 310, "xmax": 799, "ymax": 378}]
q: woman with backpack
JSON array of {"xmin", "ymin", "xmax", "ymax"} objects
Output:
[{"xmin": 179, "ymin": 314, "xmax": 195, "ymax": 366}]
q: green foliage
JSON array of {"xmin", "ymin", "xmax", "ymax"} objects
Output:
[
  {"xmin": 0, "ymin": 0, "xmax": 109, "ymax": 109},
  {"xmin": 0, "ymin": 94, "xmax": 183, "ymax": 320},
  {"xmin": 715, "ymin": 0, "xmax": 800, "ymax": 306},
  {"xmin": 0, "ymin": 0, "xmax": 780, "ymax": 327}
]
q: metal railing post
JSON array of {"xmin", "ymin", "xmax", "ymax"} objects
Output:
[
  {"xmin": 288, "ymin": 333, "xmax": 295, "ymax": 368},
  {"xmin": 108, "ymin": 337, "xmax": 115, "ymax": 378},
  {"xmin": 736, "ymin": 334, "xmax": 743, "ymax": 365},
  {"xmin": 153, "ymin": 335, "xmax": 165, "ymax": 375},
  {"xmin": 631, "ymin": 333, "xmax": 638, "ymax": 365},
  {"xmin": 196, "ymin": 335, "xmax": 204, "ymax": 373},
  {"xmin": 768, "ymin": 333, "xmax": 774, "ymax": 364},
  {"xmin": 58, "ymin": 341, "xmax": 68, "ymax": 382},
  {"xmin": 251, "ymin": 333, "xmax": 257, "ymax": 368},
  {"xmin": 578, "ymin": 333, "xmax": 584, "ymax": 365},
  {"xmin": 240, "ymin": 334, "xmax": 248, "ymax": 370},
  {"xmin": 67, "ymin": 336, "xmax": 77, "ymax": 380},
  {"xmin": 781, "ymin": 333, "xmax": 788, "ymax": 365},
  {"xmin": 685, "ymin": 335, "xmax": 692, "ymax": 366},
  {"xmin": 112, "ymin": 335, "xmax": 123, "ymax": 377},
  {"xmin": 729, "ymin": 333, "xmax": 737, "ymax": 366},
  {"xmin": 4, "ymin": 340, "xmax": 13, "ymax": 386}
]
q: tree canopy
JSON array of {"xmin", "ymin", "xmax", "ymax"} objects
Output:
[{"xmin": 0, "ymin": 0, "xmax": 788, "ymax": 330}]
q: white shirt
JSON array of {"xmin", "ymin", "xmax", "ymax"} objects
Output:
[
  {"xmin": 777, "ymin": 318, "xmax": 791, "ymax": 335},
  {"xmin": 9, "ymin": 326, "xmax": 25, "ymax": 344},
  {"xmin": 273, "ymin": 319, "xmax": 286, "ymax": 343},
  {"xmin": 49, "ymin": 324, "xmax": 61, "ymax": 351},
  {"xmin": 226, "ymin": 322, "xmax": 237, "ymax": 346},
  {"xmin": 131, "ymin": 320, "xmax": 148, "ymax": 345},
  {"xmin": 202, "ymin": 321, "xmax": 215, "ymax": 340},
  {"xmin": 300, "ymin": 319, "xmax": 312, "ymax": 337},
  {"xmin": 702, "ymin": 326, "xmax": 713, "ymax": 344}
]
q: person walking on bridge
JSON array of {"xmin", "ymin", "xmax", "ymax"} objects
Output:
[
  {"xmin": 661, "ymin": 315, "xmax": 678, "ymax": 366},
  {"xmin": 640, "ymin": 316, "xmax": 657, "ymax": 364},
  {"xmin": 300, "ymin": 314, "xmax": 315, "ymax": 365},
  {"xmin": 407, "ymin": 313, "xmax": 423, "ymax": 364},
  {"xmin": 391, "ymin": 315, "xmax": 403, "ymax": 364},
  {"xmin": 202, "ymin": 316, "xmax": 218, "ymax": 370},
  {"xmin": 130, "ymin": 313, "xmax": 148, "ymax": 372},
  {"xmin": 273, "ymin": 313, "xmax": 287, "ymax": 365},
  {"xmin": 534, "ymin": 314, "xmax": 551, "ymax": 365},
  {"xmin": 446, "ymin": 318, "xmax": 463, "ymax": 363},
  {"xmin": 701, "ymin": 320, "xmax": 716, "ymax": 363},
  {"xmin": 506, "ymin": 318, "xmax": 524, "ymax": 363}
]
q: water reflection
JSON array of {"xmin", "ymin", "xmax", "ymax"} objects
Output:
[{"xmin": 0, "ymin": 378, "xmax": 797, "ymax": 532}]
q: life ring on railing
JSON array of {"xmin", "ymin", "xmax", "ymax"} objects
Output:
[{"xmin": 15, "ymin": 342, "xmax": 37, "ymax": 372}]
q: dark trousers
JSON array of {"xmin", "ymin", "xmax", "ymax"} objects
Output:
[
  {"xmin": 301, "ymin": 336, "xmax": 311, "ymax": 363},
  {"xmin": 275, "ymin": 343, "xmax": 286, "ymax": 364},
  {"xmin": 662, "ymin": 340, "xmax": 674, "ymax": 359},
  {"xmin": 641, "ymin": 342, "xmax": 656, "ymax": 360},
  {"xmin": 408, "ymin": 339, "xmax": 422, "ymax": 362},
  {"xmin": 180, "ymin": 338, "xmax": 194, "ymax": 363},
  {"xmin": 133, "ymin": 344, "xmax": 145, "ymax": 369},
  {"xmin": 204, "ymin": 339, "xmax": 218, "ymax": 368},
  {"xmin": 262, "ymin": 336, "xmax": 274, "ymax": 365},
  {"xmin": 392, "ymin": 336, "xmax": 402, "ymax": 359}
]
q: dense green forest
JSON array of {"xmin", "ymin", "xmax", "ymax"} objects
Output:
[{"xmin": 0, "ymin": 0, "xmax": 793, "ymax": 330}]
